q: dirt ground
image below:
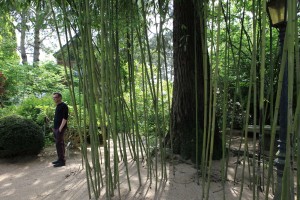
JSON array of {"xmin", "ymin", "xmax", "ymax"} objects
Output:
[{"xmin": 0, "ymin": 144, "xmax": 276, "ymax": 200}]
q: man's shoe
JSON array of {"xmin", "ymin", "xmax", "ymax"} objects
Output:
[
  {"xmin": 52, "ymin": 160, "xmax": 60, "ymax": 164},
  {"xmin": 53, "ymin": 162, "xmax": 65, "ymax": 167}
]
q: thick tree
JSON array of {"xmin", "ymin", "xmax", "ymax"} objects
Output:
[
  {"xmin": 171, "ymin": 0, "xmax": 221, "ymax": 162},
  {"xmin": 19, "ymin": 8, "xmax": 28, "ymax": 64},
  {"xmin": 33, "ymin": 2, "xmax": 51, "ymax": 64},
  {"xmin": 7, "ymin": 1, "xmax": 53, "ymax": 65}
]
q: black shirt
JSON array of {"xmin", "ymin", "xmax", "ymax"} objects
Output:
[{"xmin": 54, "ymin": 102, "xmax": 68, "ymax": 129}]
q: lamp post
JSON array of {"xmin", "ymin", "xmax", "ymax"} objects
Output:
[{"xmin": 266, "ymin": 0, "xmax": 288, "ymax": 199}]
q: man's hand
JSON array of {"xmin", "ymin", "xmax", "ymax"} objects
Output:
[{"xmin": 58, "ymin": 118, "xmax": 67, "ymax": 133}]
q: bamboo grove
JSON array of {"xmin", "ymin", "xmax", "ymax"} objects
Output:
[{"xmin": 47, "ymin": 0, "xmax": 299, "ymax": 199}]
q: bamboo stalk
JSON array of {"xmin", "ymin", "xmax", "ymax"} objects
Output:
[
  {"xmin": 257, "ymin": 0, "xmax": 267, "ymax": 194},
  {"xmin": 200, "ymin": 0, "xmax": 208, "ymax": 198},
  {"xmin": 46, "ymin": 1, "xmax": 300, "ymax": 199},
  {"xmin": 194, "ymin": 6, "xmax": 200, "ymax": 187},
  {"xmin": 220, "ymin": 1, "xmax": 230, "ymax": 198},
  {"xmin": 265, "ymin": 32, "xmax": 288, "ymax": 200},
  {"xmin": 295, "ymin": 0, "xmax": 300, "ymax": 195},
  {"xmin": 239, "ymin": 1, "xmax": 258, "ymax": 199},
  {"xmin": 205, "ymin": 1, "xmax": 221, "ymax": 199},
  {"xmin": 281, "ymin": 1, "xmax": 295, "ymax": 198},
  {"xmin": 202, "ymin": 1, "xmax": 215, "ymax": 197},
  {"xmin": 50, "ymin": 0, "xmax": 96, "ymax": 198}
]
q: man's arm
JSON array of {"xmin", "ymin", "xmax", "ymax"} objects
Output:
[{"xmin": 59, "ymin": 118, "xmax": 67, "ymax": 132}]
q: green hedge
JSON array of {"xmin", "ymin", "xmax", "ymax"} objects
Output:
[{"xmin": 0, "ymin": 115, "xmax": 45, "ymax": 157}]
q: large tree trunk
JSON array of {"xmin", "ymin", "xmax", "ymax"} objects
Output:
[
  {"xmin": 171, "ymin": 0, "xmax": 221, "ymax": 162},
  {"xmin": 33, "ymin": 5, "xmax": 42, "ymax": 64},
  {"xmin": 33, "ymin": 25, "xmax": 41, "ymax": 63},
  {"xmin": 20, "ymin": 10, "xmax": 28, "ymax": 65}
]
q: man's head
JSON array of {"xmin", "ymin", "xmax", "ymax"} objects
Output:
[{"xmin": 53, "ymin": 92, "xmax": 62, "ymax": 104}]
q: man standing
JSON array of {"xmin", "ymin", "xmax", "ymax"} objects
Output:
[{"xmin": 52, "ymin": 92, "xmax": 68, "ymax": 167}]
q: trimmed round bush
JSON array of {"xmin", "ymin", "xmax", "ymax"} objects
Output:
[{"xmin": 0, "ymin": 115, "xmax": 45, "ymax": 157}]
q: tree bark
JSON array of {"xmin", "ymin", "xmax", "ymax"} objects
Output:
[
  {"xmin": 33, "ymin": 4, "xmax": 42, "ymax": 64},
  {"xmin": 171, "ymin": 0, "xmax": 221, "ymax": 162},
  {"xmin": 20, "ymin": 10, "xmax": 28, "ymax": 65},
  {"xmin": 33, "ymin": 26, "xmax": 40, "ymax": 63}
]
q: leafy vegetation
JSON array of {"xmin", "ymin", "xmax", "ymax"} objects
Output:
[
  {"xmin": 1, "ymin": 62, "xmax": 67, "ymax": 104},
  {"xmin": 0, "ymin": 115, "xmax": 44, "ymax": 157},
  {"xmin": 0, "ymin": 0, "xmax": 299, "ymax": 200}
]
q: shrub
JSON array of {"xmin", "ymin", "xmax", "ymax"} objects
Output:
[
  {"xmin": 15, "ymin": 95, "xmax": 54, "ymax": 126},
  {"xmin": 0, "ymin": 115, "xmax": 45, "ymax": 157}
]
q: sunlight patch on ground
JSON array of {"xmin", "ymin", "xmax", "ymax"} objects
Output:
[
  {"xmin": 13, "ymin": 172, "xmax": 26, "ymax": 178},
  {"xmin": 44, "ymin": 180, "xmax": 55, "ymax": 186},
  {"xmin": 32, "ymin": 179, "xmax": 41, "ymax": 185},
  {"xmin": 1, "ymin": 188, "xmax": 16, "ymax": 197},
  {"xmin": 230, "ymin": 186, "xmax": 240, "ymax": 197},
  {"xmin": 2, "ymin": 183, "xmax": 12, "ymax": 187},
  {"xmin": 0, "ymin": 174, "xmax": 9, "ymax": 182}
]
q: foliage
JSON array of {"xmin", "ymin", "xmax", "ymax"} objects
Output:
[
  {"xmin": 0, "ymin": 14, "xmax": 19, "ymax": 64},
  {"xmin": 0, "ymin": 72, "xmax": 6, "ymax": 84},
  {"xmin": 0, "ymin": 115, "xmax": 44, "ymax": 157},
  {"xmin": 0, "ymin": 72, "xmax": 6, "ymax": 98},
  {"xmin": 122, "ymin": 61, "xmax": 171, "ymax": 137},
  {"xmin": 0, "ymin": 12, "xmax": 19, "ymax": 100},
  {"xmin": 1, "ymin": 62, "xmax": 67, "ymax": 105},
  {"xmin": 0, "ymin": 95, "xmax": 54, "ymax": 149},
  {"xmin": 216, "ymin": 92, "xmax": 246, "ymax": 130},
  {"xmin": 0, "ymin": 88, "xmax": 76, "ymax": 129},
  {"xmin": 14, "ymin": 95, "xmax": 54, "ymax": 126},
  {"xmin": 216, "ymin": 76, "xmax": 247, "ymax": 130}
]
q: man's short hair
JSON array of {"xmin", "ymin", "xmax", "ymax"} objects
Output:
[{"xmin": 53, "ymin": 92, "xmax": 62, "ymax": 98}]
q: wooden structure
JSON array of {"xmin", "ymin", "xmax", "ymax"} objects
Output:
[{"xmin": 53, "ymin": 35, "xmax": 80, "ymax": 67}]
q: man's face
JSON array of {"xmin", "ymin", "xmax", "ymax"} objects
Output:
[{"xmin": 53, "ymin": 94, "xmax": 61, "ymax": 104}]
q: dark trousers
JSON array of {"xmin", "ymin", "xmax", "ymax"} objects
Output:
[{"xmin": 53, "ymin": 128, "xmax": 66, "ymax": 163}]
